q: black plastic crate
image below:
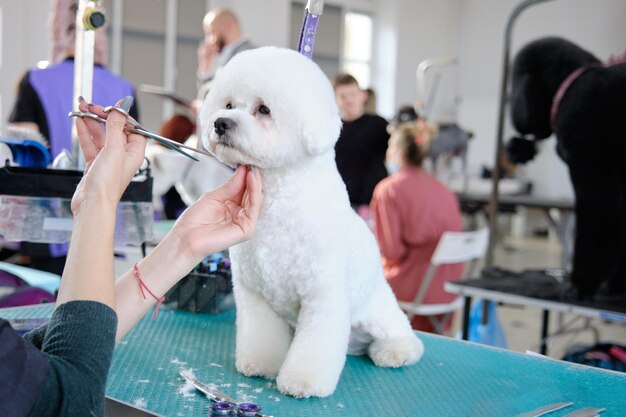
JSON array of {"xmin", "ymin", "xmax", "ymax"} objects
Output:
[{"xmin": 164, "ymin": 258, "xmax": 234, "ymax": 314}]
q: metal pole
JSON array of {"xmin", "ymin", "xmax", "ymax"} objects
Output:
[
  {"xmin": 110, "ymin": 0, "xmax": 123, "ymax": 75},
  {"xmin": 415, "ymin": 58, "xmax": 457, "ymax": 119},
  {"xmin": 483, "ymin": 0, "xmax": 555, "ymax": 324},
  {"xmin": 72, "ymin": 1, "xmax": 106, "ymax": 169},
  {"xmin": 485, "ymin": 0, "xmax": 556, "ymax": 267},
  {"xmin": 163, "ymin": 0, "xmax": 178, "ymax": 121}
]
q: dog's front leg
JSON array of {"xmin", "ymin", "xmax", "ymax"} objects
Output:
[
  {"xmin": 235, "ymin": 284, "xmax": 292, "ymax": 379},
  {"xmin": 276, "ymin": 290, "xmax": 350, "ymax": 398}
]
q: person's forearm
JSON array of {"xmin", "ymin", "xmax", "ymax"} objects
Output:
[
  {"xmin": 56, "ymin": 198, "xmax": 117, "ymax": 309},
  {"xmin": 115, "ymin": 233, "xmax": 194, "ymax": 340}
]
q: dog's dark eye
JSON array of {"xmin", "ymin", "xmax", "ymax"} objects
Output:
[
  {"xmin": 226, "ymin": 103, "xmax": 232, "ymax": 109},
  {"xmin": 259, "ymin": 104, "xmax": 271, "ymax": 115}
]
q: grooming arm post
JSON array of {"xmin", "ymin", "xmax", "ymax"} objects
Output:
[
  {"xmin": 485, "ymin": 0, "xmax": 555, "ymax": 324},
  {"xmin": 486, "ymin": 0, "xmax": 555, "ymax": 267},
  {"xmin": 72, "ymin": 0, "xmax": 105, "ymax": 169}
]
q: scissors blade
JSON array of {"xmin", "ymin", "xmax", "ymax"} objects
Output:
[
  {"xmin": 517, "ymin": 402, "xmax": 574, "ymax": 417},
  {"xmin": 563, "ymin": 408, "xmax": 606, "ymax": 417},
  {"xmin": 179, "ymin": 371, "xmax": 238, "ymax": 404},
  {"xmin": 69, "ymin": 111, "xmax": 206, "ymax": 161},
  {"xmin": 133, "ymin": 128, "xmax": 215, "ymax": 158},
  {"xmin": 68, "ymin": 111, "xmax": 107, "ymax": 124},
  {"xmin": 178, "ymin": 371, "xmax": 274, "ymax": 417},
  {"xmin": 132, "ymin": 130, "xmax": 199, "ymax": 161}
]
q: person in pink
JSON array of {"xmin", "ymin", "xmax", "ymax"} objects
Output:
[{"xmin": 371, "ymin": 123, "xmax": 463, "ymax": 332}]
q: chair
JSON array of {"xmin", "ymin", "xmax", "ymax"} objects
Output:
[{"xmin": 398, "ymin": 227, "xmax": 489, "ymax": 334}]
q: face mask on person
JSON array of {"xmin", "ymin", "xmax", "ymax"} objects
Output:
[{"xmin": 385, "ymin": 161, "xmax": 401, "ymax": 175}]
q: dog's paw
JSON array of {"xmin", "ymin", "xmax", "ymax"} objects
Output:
[
  {"xmin": 276, "ymin": 368, "xmax": 338, "ymax": 398},
  {"xmin": 236, "ymin": 357, "xmax": 281, "ymax": 379},
  {"xmin": 368, "ymin": 336, "xmax": 424, "ymax": 367}
]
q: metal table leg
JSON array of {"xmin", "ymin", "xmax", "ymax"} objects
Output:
[
  {"xmin": 540, "ymin": 309, "xmax": 550, "ymax": 355},
  {"xmin": 462, "ymin": 296, "xmax": 472, "ymax": 340}
]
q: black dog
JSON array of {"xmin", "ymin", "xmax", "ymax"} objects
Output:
[{"xmin": 507, "ymin": 37, "xmax": 626, "ymax": 298}]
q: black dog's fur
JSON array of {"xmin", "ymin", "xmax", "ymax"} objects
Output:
[{"xmin": 507, "ymin": 37, "xmax": 626, "ymax": 297}]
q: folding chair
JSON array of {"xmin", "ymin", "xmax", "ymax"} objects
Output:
[{"xmin": 399, "ymin": 228, "xmax": 489, "ymax": 334}]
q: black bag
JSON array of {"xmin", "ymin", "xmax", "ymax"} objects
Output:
[
  {"xmin": 563, "ymin": 343, "xmax": 626, "ymax": 373},
  {"xmin": 164, "ymin": 254, "xmax": 234, "ymax": 315}
]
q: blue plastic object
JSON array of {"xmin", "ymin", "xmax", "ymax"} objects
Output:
[
  {"xmin": 0, "ymin": 137, "xmax": 51, "ymax": 168},
  {"xmin": 0, "ymin": 261, "xmax": 61, "ymax": 294},
  {"xmin": 468, "ymin": 299, "xmax": 509, "ymax": 348}
]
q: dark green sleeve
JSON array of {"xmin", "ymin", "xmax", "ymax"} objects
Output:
[
  {"xmin": 23, "ymin": 323, "xmax": 48, "ymax": 349},
  {"xmin": 27, "ymin": 300, "xmax": 118, "ymax": 417}
]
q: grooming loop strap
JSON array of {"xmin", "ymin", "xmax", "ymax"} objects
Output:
[{"xmin": 297, "ymin": 0, "xmax": 324, "ymax": 58}]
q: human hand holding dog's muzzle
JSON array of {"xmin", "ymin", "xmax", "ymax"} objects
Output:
[{"xmin": 161, "ymin": 164, "xmax": 262, "ymax": 279}]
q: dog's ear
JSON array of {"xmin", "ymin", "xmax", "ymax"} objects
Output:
[
  {"xmin": 301, "ymin": 112, "xmax": 342, "ymax": 155},
  {"xmin": 510, "ymin": 73, "xmax": 553, "ymax": 139}
]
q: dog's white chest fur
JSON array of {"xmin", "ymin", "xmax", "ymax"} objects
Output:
[{"xmin": 230, "ymin": 156, "xmax": 367, "ymax": 324}]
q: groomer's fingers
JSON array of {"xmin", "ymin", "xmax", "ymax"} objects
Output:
[
  {"xmin": 125, "ymin": 133, "xmax": 147, "ymax": 168},
  {"xmin": 222, "ymin": 167, "xmax": 261, "ymax": 237},
  {"xmin": 208, "ymin": 166, "xmax": 247, "ymax": 202},
  {"xmin": 77, "ymin": 100, "xmax": 106, "ymax": 149},
  {"xmin": 74, "ymin": 116, "xmax": 98, "ymax": 163},
  {"xmin": 82, "ymin": 100, "xmax": 107, "ymax": 118},
  {"xmin": 244, "ymin": 167, "xmax": 262, "ymax": 221},
  {"xmin": 104, "ymin": 98, "xmax": 131, "ymax": 150}
]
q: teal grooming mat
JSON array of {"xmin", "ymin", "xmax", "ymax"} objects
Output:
[{"xmin": 2, "ymin": 304, "xmax": 625, "ymax": 416}]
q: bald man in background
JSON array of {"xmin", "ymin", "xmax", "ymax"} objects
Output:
[{"xmin": 197, "ymin": 9, "xmax": 254, "ymax": 99}]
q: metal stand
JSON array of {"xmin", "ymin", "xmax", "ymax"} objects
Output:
[
  {"xmin": 72, "ymin": 0, "xmax": 105, "ymax": 169},
  {"xmin": 483, "ymin": 0, "xmax": 556, "ymax": 323},
  {"xmin": 486, "ymin": 0, "xmax": 556, "ymax": 267}
]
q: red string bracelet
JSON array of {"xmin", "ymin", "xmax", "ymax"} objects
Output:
[{"xmin": 133, "ymin": 263, "xmax": 164, "ymax": 320}]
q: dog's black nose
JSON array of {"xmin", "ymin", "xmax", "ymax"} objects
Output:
[{"xmin": 214, "ymin": 117, "xmax": 236, "ymax": 136}]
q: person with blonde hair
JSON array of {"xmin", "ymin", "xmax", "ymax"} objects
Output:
[{"xmin": 370, "ymin": 124, "xmax": 463, "ymax": 332}]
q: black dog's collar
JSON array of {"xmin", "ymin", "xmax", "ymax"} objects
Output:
[
  {"xmin": 550, "ymin": 52, "xmax": 626, "ymax": 130},
  {"xmin": 549, "ymin": 66, "xmax": 590, "ymax": 131}
]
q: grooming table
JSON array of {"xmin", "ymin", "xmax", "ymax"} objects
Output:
[
  {"xmin": 2, "ymin": 304, "xmax": 625, "ymax": 416},
  {"xmin": 456, "ymin": 192, "xmax": 575, "ymax": 268},
  {"xmin": 446, "ymin": 274, "xmax": 626, "ymax": 355}
]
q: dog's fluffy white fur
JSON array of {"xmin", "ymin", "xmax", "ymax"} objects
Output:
[{"xmin": 200, "ymin": 46, "xmax": 423, "ymax": 398}]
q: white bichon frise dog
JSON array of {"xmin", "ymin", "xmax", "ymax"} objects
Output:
[{"xmin": 200, "ymin": 46, "xmax": 423, "ymax": 398}]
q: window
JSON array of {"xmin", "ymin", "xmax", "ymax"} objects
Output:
[{"xmin": 342, "ymin": 12, "xmax": 373, "ymax": 88}]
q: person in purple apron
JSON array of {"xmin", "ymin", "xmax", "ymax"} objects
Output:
[{"xmin": 8, "ymin": 0, "xmax": 139, "ymax": 275}]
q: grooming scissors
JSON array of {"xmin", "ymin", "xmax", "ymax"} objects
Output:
[
  {"xmin": 68, "ymin": 96, "xmax": 215, "ymax": 161},
  {"xmin": 179, "ymin": 370, "xmax": 273, "ymax": 417}
]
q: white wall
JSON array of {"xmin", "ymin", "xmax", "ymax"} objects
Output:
[{"xmin": 390, "ymin": 0, "xmax": 460, "ymax": 120}]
